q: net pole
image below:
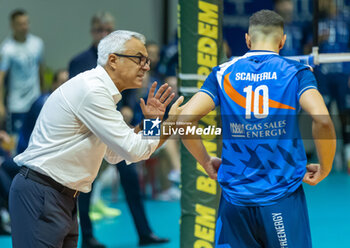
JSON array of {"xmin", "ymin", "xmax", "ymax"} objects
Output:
[{"xmin": 178, "ymin": 0, "xmax": 223, "ymax": 247}]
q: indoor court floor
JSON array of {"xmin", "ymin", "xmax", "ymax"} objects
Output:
[{"xmin": 0, "ymin": 172, "xmax": 349, "ymax": 248}]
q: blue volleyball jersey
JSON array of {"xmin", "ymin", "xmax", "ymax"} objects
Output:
[{"xmin": 200, "ymin": 50, "xmax": 317, "ymax": 206}]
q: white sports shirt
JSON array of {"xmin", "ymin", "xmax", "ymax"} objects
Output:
[{"xmin": 0, "ymin": 34, "xmax": 43, "ymax": 113}]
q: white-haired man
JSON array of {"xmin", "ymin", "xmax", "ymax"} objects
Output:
[
  {"xmin": 9, "ymin": 30, "xmax": 184, "ymax": 248},
  {"xmin": 69, "ymin": 12, "xmax": 170, "ymax": 248}
]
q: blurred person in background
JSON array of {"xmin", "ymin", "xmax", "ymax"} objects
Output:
[
  {"xmin": 131, "ymin": 40, "xmax": 181, "ymax": 200},
  {"xmin": 137, "ymin": 39, "xmax": 182, "ymax": 201},
  {"xmin": 274, "ymin": 0, "xmax": 310, "ymax": 56},
  {"xmin": 0, "ymin": 9, "xmax": 44, "ymax": 140},
  {"xmin": 146, "ymin": 41, "xmax": 162, "ymax": 81},
  {"xmin": 0, "ymin": 130, "xmax": 15, "ymax": 236},
  {"xmin": 156, "ymin": 76, "xmax": 181, "ymax": 201},
  {"xmin": 313, "ymin": 0, "xmax": 350, "ymax": 172},
  {"xmin": 69, "ymin": 12, "xmax": 169, "ymax": 248}
]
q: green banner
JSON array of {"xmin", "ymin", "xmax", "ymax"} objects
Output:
[{"xmin": 178, "ymin": 0, "xmax": 223, "ymax": 247}]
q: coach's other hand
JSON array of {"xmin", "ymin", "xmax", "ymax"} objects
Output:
[{"xmin": 167, "ymin": 96, "xmax": 185, "ymax": 122}]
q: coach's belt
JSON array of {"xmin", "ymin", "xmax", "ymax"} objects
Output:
[{"xmin": 19, "ymin": 166, "xmax": 80, "ymax": 198}]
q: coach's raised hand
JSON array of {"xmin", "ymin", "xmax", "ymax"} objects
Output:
[{"xmin": 140, "ymin": 81, "xmax": 175, "ymax": 120}]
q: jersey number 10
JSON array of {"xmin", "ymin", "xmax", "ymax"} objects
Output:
[{"xmin": 243, "ymin": 85, "xmax": 269, "ymax": 119}]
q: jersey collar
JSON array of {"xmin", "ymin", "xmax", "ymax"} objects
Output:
[{"xmin": 245, "ymin": 50, "xmax": 279, "ymax": 57}]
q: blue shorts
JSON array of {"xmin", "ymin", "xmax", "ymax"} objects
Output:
[{"xmin": 215, "ymin": 186, "xmax": 312, "ymax": 248}]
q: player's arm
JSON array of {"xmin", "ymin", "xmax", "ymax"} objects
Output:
[
  {"xmin": 155, "ymin": 96, "xmax": 185, "ymax": 149},
  {"xmin": 299, "ymin": 88, "xmax": 336, "ymax": 185},
  {"xmin": 177, "ymin": 92, "xmax": 220, "ymax": 179}
]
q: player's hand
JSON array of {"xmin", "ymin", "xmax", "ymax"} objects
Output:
[
  {"xmin": 303, "ymin": 163, "xmax": 327, "ymax": 186},
  {"xmin": 202, "ymin": 157, "xmax": 221, "ymax": 180},
  {"xmin": 167, "ymin": 96, "xmax": 186, "ymax": 122},
  {"xmin": 140, "ymin": 81, "xmax": 175, "ymax": 120}
]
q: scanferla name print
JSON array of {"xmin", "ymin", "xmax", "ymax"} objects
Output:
[{"xmin": 235, "ymin": 72, "xmax": 277, "ymax": 81}]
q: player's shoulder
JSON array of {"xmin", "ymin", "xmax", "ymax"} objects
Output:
[
  {"xmin": 206, "ymin": 56, "xmax": 246, "ymax": 85},
  {"xmin": 217, "ymin": 55, "xmax": 246, "ymax": 74},
  {"xmin": 277, "ymin": 56, "xmax": 311, "ymax": 72},
  {"xmin": 0, "ymin": 37, "xmax": 15, "ymax": 53},
  {"xmin": 29, "ymin": 34, "xmax": 42, "ymax": 41},
  {"xmin": 27, "ymin": 34, "xmax": 43, "ymax": 46},
  {"xmin": 277, "ymin": 57, "xmax": 315, "ymax": 88}
]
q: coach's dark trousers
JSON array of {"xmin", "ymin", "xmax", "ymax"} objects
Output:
[
  {"xmin": 9, "ymin": 171, "xmax": 79, "ymax": 248},
  {"xmin": 79, "ymin": 162, "xmax": 152, "ymax": 240}
]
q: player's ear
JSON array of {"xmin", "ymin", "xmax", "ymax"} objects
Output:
[
  {"xmin": 245, "ymin": 33, "xmax": 251, "ymax": 49},
  {"xmin": 279, "ymin": 34, "xmax": 287, "ymax": 50}
]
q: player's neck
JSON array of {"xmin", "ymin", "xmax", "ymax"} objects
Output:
[
  {"xmin": 13, "ymin": 33, "xmax": 27, "ymax": 42},
  {"xmin": 250, "ymin": 43, "xmax": 279, "ymax": 53}
]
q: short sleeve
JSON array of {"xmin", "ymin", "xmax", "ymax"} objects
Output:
[
  {"xmin": 199, "ymin": 66, "xmax": 220, "ymax": 106},
  {"xmin": 296, "ymin": 68, "xmax": 318, "ymax": 100}
]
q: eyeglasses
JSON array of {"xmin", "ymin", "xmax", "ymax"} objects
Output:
[{"xmin": 113, "ymin": 53, "xmax": 151, "ymax": 67}]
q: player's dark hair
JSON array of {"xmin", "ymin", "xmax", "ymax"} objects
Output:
[
  {"xmin": 10, "ymin": 9, "xmax": 27, "ymax": 22},
  {"xmin": 249, "ymin": 10, "xmax": 284, "ymax": 30},
  {"xmin": 91, "ymin": 11, "xmax": 115, "ymax": 26}
]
